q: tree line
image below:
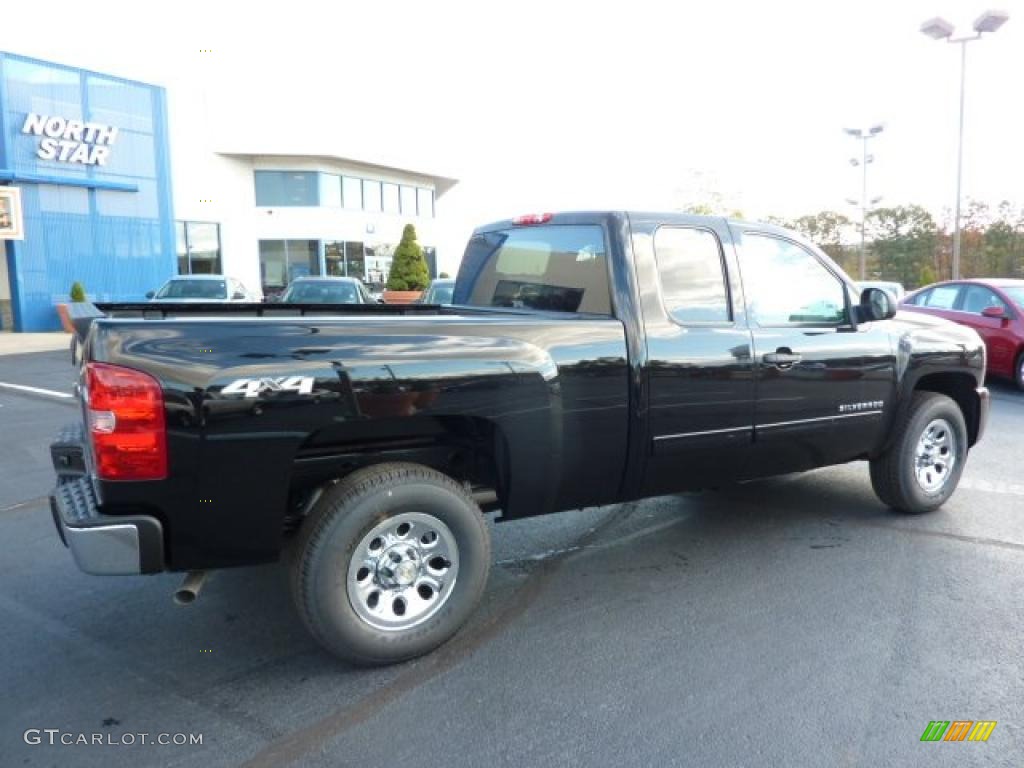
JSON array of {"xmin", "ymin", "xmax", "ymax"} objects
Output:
[{"xmin": 768, "ymin": 201, "xmax": 1024, "ymax": 289}]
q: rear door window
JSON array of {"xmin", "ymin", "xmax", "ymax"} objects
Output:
[
  {"xmin": 653, "ymin": 227, "xmax": 730, "ymax": 324},
  {"xmin": 961, "ymin": 285, "xmax": 1008, "ymax": 315},
  {"xmin": 454, "ymin": 225, "xmax": 612, "ymax": 314}
]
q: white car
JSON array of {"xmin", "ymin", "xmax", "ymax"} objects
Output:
[{"xmin": 147, "ymin": 275, "xmax": 260, "ymax": 303}]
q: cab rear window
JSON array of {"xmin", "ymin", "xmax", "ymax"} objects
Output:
[{"xmin": 453, "ymin": 225, "xmax": 612, "ymax": 314}]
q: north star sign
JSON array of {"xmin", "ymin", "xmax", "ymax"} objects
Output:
[{"xmin": 20, "ymin": 113, "xmax": 118, "ymax": 166}]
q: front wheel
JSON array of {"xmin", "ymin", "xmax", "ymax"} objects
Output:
[
  {"xmin": 1015, "ymin": 351, "xmax": 1024, "ymax": 391},
  {"xmin": 291, "ymin": 463, "xmax": 490, "ymax": 665},
  {"xmin": 869, "ymin": 392, "xmax": 968, "ymax": 514}
]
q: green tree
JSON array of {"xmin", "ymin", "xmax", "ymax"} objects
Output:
[
  {"xmin": 70, "ymin": 282, "xmax": 86, "ymax": 302},
  {"xmin": 386, "ymin": 224, "xmax": 430, "ymax": 291},
  {"xmin": 867, "ymin": 205, "xmax": 939, "ymax": 289}
]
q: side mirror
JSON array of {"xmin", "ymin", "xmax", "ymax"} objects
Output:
[
  {"xmin": 377, "ymin": 298, "xmax": 385, "ymax": 304},
  {"xmin": 145, "ymin": 291, "xmax": 155, "ymax": 299},
  {"xmin": 859, "ymin": 287, "xmax": 897, "ymax": 322},
  {"xmin": 981, "ymin": 305, "xmax": 1006, "ymax": 319}
]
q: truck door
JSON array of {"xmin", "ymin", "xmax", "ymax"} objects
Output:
[
  {"xmin": 727, "ymin": 223, "xmax": 896, "ymax": 477},
  {"xmin": 628, "ymin": 214, "xmax": 756, "ymax": 496}
]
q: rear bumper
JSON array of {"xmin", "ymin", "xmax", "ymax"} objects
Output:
[
  {"xmin": 50, "ymin": 424, "xmax": 165, "ymax": 575},
  {"xmin": 975, "ymin": 385, "xmax": 990, "ymax": 444}
]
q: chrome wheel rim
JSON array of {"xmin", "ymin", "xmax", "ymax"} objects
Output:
[
  {"xmin": 914, "ymin": 418, "xmax": 957, "ymax": 493},
  {"xmin": 347, "ymin": 512, "xmax": 459, "ymax": 632}
]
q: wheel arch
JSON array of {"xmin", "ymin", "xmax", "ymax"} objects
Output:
[
  {"xmin": 284, "ymin": 415, "xmax": 509, "ymax": 534},
  {"xmin": 911, "ymin": 372, "xmax": 982, "ymax": 447}
]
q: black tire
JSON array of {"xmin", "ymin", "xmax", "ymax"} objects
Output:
[
  {"xmin": 1015, "ymin": 350, "xmax": 1024, "ymax": 391},
  {"xmin": 291, "ymin": 463, "xmax": 490, "ymax": 665},
  {"xmin": 869, "ymin": 392, "xmax": 968, "ymax": 514}
]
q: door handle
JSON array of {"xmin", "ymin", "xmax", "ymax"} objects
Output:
[{"xmin": 763, "ymin": 348, "xmax": 802, "ymax": 368}]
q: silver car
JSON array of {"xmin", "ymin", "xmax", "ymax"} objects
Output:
[{"xmin": 147, "ymin": 275, "xmax": 259, "ymax": 302}]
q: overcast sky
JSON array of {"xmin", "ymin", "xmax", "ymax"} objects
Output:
[{"xmin": 3, "ymin": 0, "xmax": 1022, "ymax": 264}]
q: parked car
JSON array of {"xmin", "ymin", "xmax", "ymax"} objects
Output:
[
  {"xmin": 280, "ymin": 276, "xmax": 379, "ymax": 304},
  {"xmin": 52, "ymin": 211, "xmax": 988, "ymax": 665},
  {"xmin": 418, "ymin": 278, "xmax": 455, "ymax": 305},
  {"xmin": 900, "ymin": 278, "xmax": 1024, "ymax": 389},
  {"xmin": 147, "ymin": 275, "xmax": 259, "ymax": 302},
  {"xmin": 859, "ymin": 280, "xmax": 905, "ymax": 301}
]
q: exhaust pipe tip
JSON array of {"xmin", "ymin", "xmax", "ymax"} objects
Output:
[{"xmin": 174, "ymin": 570, "xmax": 207, "ymax": 606}]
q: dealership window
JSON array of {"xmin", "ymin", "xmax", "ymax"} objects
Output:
[
  {"xmin": 175, "ymin": 222, "xmax": 188, "ymax": 274},
  {"xmin": 417, "ymin": 188, "xmax": 434, "ymax": 218},
  {"xmin": 382, "ymin": 183, "xmax": 400, "ymax": 214},
  {"xmin": 259, "ymin": 239, "xmax": 321, "ymax": 298},
  {"xmin": 363, "ymin": 180, "xmax": 382, "ymax": 212},
  {"xmin": 323, "ymin": 240, "xmax": 366, "ymax": 278},
  {"xmin": 342, "ymin": 176, "xmax": 363, "ymax": 210},
  {"xmin": 400, "ymin": 185, "xmax": 418, "ymax": 216},
  {"xmin": 176, "ymin": 221, "xmax": 222, "ymax": 274},
  {"xmin": 254, "ymin": 171, "xmax": 319, "ymax": 206},
  {"xmin": 319, "ymin": 174, "xmax": 342, "ymax": 207}
]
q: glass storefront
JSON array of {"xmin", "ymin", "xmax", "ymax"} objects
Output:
[
  {"xmin": 259, "ymin": 239, "xmax": 320, "ymax": 298},
  {"xmin": 176, "ymin": 221, "xmax": 222, "ymax": 274},
  {"xmin": 324, "ymin": 241, "xmax": 367, "ymax": 278},
  {"xmin": 260, "ymin": 238, "xmax": 435, "ymax": 296}
]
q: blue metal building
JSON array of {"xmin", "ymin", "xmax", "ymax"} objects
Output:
[{"xmin": 0, "ymin": 52, "xmax": 175, "ymax": 331}]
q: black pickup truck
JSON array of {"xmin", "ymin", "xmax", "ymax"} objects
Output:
[{"xmin": 51, "ymin": 211, "xmax": 989, "ymax": 664}]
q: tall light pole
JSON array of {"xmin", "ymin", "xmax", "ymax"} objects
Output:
[
  {"xmin": 844, "ymin": 124, "xmax": 884, "ymax": 280},
  {"xmin": 921, "ymin": 9, "xmax": 1010, "ymax": 279}
]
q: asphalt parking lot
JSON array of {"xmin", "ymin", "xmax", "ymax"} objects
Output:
[{"xmin": 1, "ymin": 349, "xmax": 1022, "ymax": 767}]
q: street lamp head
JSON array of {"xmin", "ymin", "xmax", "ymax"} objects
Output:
[
  {"xmin": 844, "ymin": 127, "xmax": 863, "ymax": 138},
  {"xmin": 845, "ymin": 199, "xmax": 860, "ymax": 207},
  {"xmin": 920, "ymin": 16, "xmax": 955, "ymax": 39},
  {"xmin": 870, "ymin": 196, "xmax": 883, "ymax": 205},
  {"xmin": 849, "ymin": 158, "xmax": 860, "ymax": 167},
  {"xmin": 974, "ymin": 9, "xmax": 1009, "ymax": 34},
  {"xmin": 869, "ymin": 123, "xmax": 885, "ymax": 135}
]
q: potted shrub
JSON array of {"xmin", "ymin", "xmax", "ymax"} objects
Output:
[
  {"xmin": 383, "ymin": 224, "xmax": 429, "ymax": 304},
  {"xmin": 56, "ymin": 282, "xmax": 86, "ymax": 333}
]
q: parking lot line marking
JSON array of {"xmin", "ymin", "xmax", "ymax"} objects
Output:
[
  {"xmin": 0, "ymin": 496, "xmax": 48, "ymax": 514},
  {"xmin": 959, "ymin": 476, "xmax": 1024, "ymax": 498},
  {"xmin": 0, "ymin": 381, "xmax": 73, "ymax": 399}
]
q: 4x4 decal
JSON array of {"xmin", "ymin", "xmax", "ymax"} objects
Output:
[{"xmin": 221, "ymin": 376, "xmax": 315, "ymax": 398}]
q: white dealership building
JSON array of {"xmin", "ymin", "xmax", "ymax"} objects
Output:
[{"xmin": 173, "ymin": 147, "xmax": 458, "ymax": 299}]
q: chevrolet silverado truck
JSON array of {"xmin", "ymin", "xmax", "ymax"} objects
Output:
[{"xmin": 50, "ymin": 212, "xmax": 989, "ymax": 664}]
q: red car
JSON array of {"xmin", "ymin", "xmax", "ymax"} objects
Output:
[{"xmin": 900, "ymin": 278, "xmax": 1024, "ymax": 389}]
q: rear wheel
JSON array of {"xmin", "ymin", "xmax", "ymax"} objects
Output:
[
  {"xmin": 1015, "ymin": 350, "xmax": 1024, "ymax": 391},
  {"xmin": 869, "ymin": 392, "xmax": 968, "ymax": 514},
  {"xmin": 291, "ymin": 463, "xmax": 490, "ymax": 665}
]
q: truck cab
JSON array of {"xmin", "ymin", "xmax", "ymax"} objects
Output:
[{"xmin": 51, "ymin": 211, "xmax": 989, "ymax": 665}]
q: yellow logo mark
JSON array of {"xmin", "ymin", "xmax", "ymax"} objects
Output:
[{"xmin": 968, "ymin": 721, "xmax": 997, "ymax": 742}]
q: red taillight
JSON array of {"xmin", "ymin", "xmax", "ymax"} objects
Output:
[
  {"xmin": 512, "ymin": 213, "xmax": 553, "ymax": 226},
  {"xmin": 86, "ymin": 362, "xmax": 167, "ymax": 481}
]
